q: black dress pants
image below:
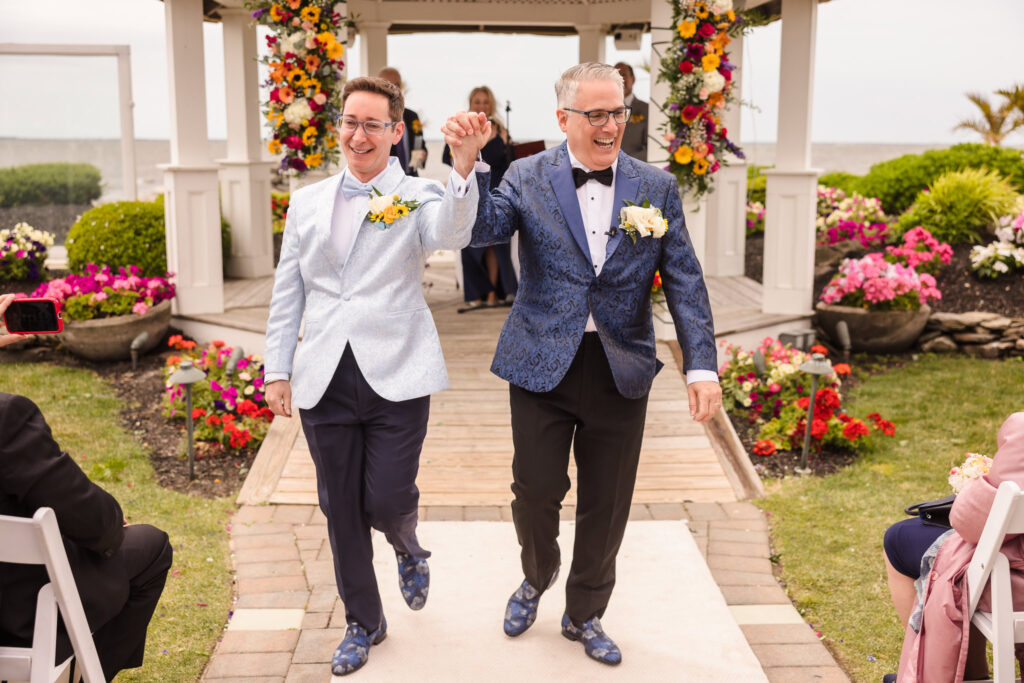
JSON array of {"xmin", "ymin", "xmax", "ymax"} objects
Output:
[
  {"xmin": 509, "ymin": 332, "xmax": 649, "ymax": 623},
  {"xmin": 299, "ymin": 345, "xmax": 430, "ymax": 632}
]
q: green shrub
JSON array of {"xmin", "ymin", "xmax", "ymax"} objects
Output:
[
  {"xmin": 818, "ymin": 171, "xmax": 862, "ymax": 195},
  {"xmin": 67, "ymin": 198, "xmax": 232, "ymax": 277},
  {"xmin": 0, "ymin": 163, "xmax": 102, "ymax": 208},
  {"xmin": 857, "ymin": 143, "xmax": 1024, "ymax": 215},
  {"xmin": 893, "ymin": 168, "xmax": 1020, "ymax": 245},
  {"xmin": 746, "ymin": 165, "xmax": 770, "ymax": 205}
]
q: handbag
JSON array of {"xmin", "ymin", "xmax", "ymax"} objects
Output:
[{"xmin": 905, "ymin": 494, "xmax": 956, "ymax": 528}]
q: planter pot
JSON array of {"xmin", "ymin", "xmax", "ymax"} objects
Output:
[
  {"xmin": 815, "ymin": 302, "xmax": 932, "ymax": 353},
  {"xmin": 59, "ymin": 299, "xmax": 172, "ymax": 362}
]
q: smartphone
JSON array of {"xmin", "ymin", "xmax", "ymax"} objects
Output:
[{"xmin": 3, "ymin": 297, "xmax": 63, "ymax": 334}]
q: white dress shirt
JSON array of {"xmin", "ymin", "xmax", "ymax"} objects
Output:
[{"xmin": 566, "ymin": 146, "xmax": 617, "ymax": 333}]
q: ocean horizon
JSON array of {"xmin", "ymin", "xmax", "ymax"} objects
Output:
[{"xmin": 2, "ymin": 137, "xmax": 1018, "ymax": 202}]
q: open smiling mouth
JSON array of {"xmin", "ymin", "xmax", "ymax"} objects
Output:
[
  {"xmin": 594, "ymin": 137, "xmax": 615, "ymax": 150},
  {"xmin": 349, "ymin": 146, "xmax": 374, "ymax": 155}
]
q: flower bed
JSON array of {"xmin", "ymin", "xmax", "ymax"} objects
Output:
[
  {"xmin": 30, "ymin": 264, "xmax": 175, "ymax": 320},
  {"xmin": 1, "ymin": 222, "xmax": 54, "ymax": 283},
  {"xmin": 720, "ymin": 338, "xmax": 895, "ymax": 476},
  {"xmin": 162, "ymin": 336, "xmax": 274, "ymax": 455}
]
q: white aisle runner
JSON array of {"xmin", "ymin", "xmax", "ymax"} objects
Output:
[{"xmin": 353, "ymin": 520, "xmax": 767, "ymax": 682}]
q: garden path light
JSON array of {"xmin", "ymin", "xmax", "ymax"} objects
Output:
[
  {"xmin": 168, "ymin": 360, "xmax": 205, "ymax": 480},
  {"xmin": 797, "ymin": 352, "xmax": 833, "ymax": 475}
]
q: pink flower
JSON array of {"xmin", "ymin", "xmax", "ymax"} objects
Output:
[
  {"xmin": 93, "ymin": 291, "xmax": 108, "ymax": 302},
  {"xmin": 132, "ymin": 302, "xmax": 149, "ymax": 315}
]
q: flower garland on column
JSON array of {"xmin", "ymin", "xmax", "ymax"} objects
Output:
[
  {"xmin": 248, "ymin": 1, "xmax": 348, "ymax": 175},
  {"xmin": 658, "ymin": 0, "xmax": 746, "ymax": 200}
]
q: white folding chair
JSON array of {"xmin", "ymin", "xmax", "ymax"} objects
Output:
[
  {"xmin": 0, "ymin": 508, "xmax": 104, "ymax": 683},
  {"xmin": 966, "ymin": 480, "xmax": 1024, "ymax": 682}
]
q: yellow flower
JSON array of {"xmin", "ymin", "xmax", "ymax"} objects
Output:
[
  {"xmin": 396, "ymin": 205, "xmax": 410, "ymax": 217},
  {"xmin": 267, "ymin": 111, "xmax": 285, "ymax": 127},
  {"xmin": 693, "ymin": 158, "xmax": 710, "ymax": 175},
  {"xmin": 383, "ymin": 205, "xmax": 399, "ymax": 224},
  {"xmin": 305, "ymin": 78, "xmax": 322, "ymax": 94},
  {"xmin": 673, "ymin": 146, "xmax": 694, "ymax": 165},
  {"xmin": 306, "ymin": 152, "xmax": 322, "ymax": 168},
  {"xmin": 300, "ymin": 6, "xmax": 321, "ymax": 23},
  {"xmin": 269, "ymin": 4, "xmax": 284, "ymax": 21},
  {"xmin": 695, "ymin": 2, "xmax": 709, "ymax": 18},
  {"xmin": 677, "ymin": 21, "xmax": 697, "ymax": 39},
  {"xmin": 702, "ymin": 53, "xmax": 721, "ymax": 71},
  {"xmin": 268, "ymin": 139, "xmax": 282, "ymax": 154},
  {"xmin": 287, "ymin": 68, "xmax": 306, "ymax": 86},
  {"xmin": 302, "ymin": 126, "xmax": 317, "ymax": 145},
  {"xmin": 393, "ymin": 194, "xmax": 400, "ymax": 201},
  {"xmin": 326, "ymin": 41, "xmax": 344, "ymax": 60},
  {"xmin": 727, "ymin": 10, "xmax": 736, "ymax": 21},
  {"xmin": 316, "ymin": 31, "xmax": 335, "ymax": 46},
  {"xmin": 411, "ymin": 120, "xmax": 422, "ymax": 134},
  {"xmin": 325, "ymin": 135, "xmax": 337, "ymax": 148}
]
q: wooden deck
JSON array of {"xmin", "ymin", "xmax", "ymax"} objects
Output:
[{"xmin": 218, "ymin": 254, "xmax": 785, "ymax": 506}]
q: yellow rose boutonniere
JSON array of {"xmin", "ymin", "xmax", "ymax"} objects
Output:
[
  {"xmin": 630, "ymin": 113, "xmax": 645, "ymax": 124},
  {"xmin": 411, "ymin": 119, "xmax": 423, "ymax": 134},
  {"xmin": 365, "ymin": 188, "xmax": 421, "ymax": 229},
  {"xmin": 617, "ymin": 199, "xmax": 669, "ymax": 244}
]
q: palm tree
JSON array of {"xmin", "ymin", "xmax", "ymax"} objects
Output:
[
  {"xmin": 953, "ymin": 91, "xmax": 1024, "ymax": 146},
  {"xmin": 996, "ymin": 83, "xmax": 1024, "ymax": 120}
]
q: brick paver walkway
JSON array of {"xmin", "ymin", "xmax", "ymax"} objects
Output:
[{"xmin": 200, "ymin": 503, "xmax": 848, "ymax": 683}]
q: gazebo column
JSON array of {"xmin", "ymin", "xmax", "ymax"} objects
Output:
[
  {"xmin": 577, "ymin": 25, "xmax": 606, "ymax": 64},
  {"xmin": 650, "ymin": 0, "xmax": 706, "ymax": 266},
  {"xmin": 218, "ymin": 8, "xmax": 275, "ymax": 279},
  {"xmin": 762, "ymin": 0, "xmax": 819, "ymax": 315},
  {"xmin": 161, "ymin": 0, "xmax": 224, "ymax": 314},
  {"xmin": 359, "ymin": 21, "xmax": 389, "ymax": 77},
  {"xmin": 703, "ymin": 34, "xmax": 746, "ymax": 277}
]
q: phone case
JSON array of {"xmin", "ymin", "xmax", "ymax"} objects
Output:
[{"xmin": 3, "ymin": 297, "xmax": 64, "ymax": 334}]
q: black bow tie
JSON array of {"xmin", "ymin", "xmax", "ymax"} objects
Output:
[{"xmin": 572, "ymin": 166, "xmax": 613, "ymax": 188}]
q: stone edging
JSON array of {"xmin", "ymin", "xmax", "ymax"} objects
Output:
[{"xmin": 919, "ymin": 311, "xmax": 1024, "ymax": 358}]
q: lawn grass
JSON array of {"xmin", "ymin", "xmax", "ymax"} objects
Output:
[
  {"xmin": 1, "ymin": 362, "xmax": 234, "ymax": 682},
  {"xmin": 758, "ymin": 354, "xmax": 1024, "ymax": 683}
]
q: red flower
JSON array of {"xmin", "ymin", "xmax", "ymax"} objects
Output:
[
  {"xmin": 837, "ymin": 413, "xmax": 852, "ymax": 423},
  {"xmin": 797, "ymin": 396, "xmax": 810, "ymax": 410},
  {"xmin": 816, "ymin": 388, "xmax": 841, "ymax": 413},
  {"xmin": 833, "ymin": 363, "xmax": 851, "ymax": 376},
  {"xmin": 181, "ymin": 340, "xmax": 197, "ymax": 350},
  {"xmin": 212, "ymin": 340, "xmax": 226, "ymax": 348},
  {"xmin": 842, "ymin": 420, "xmax": 870, "ymax": 441},
  {"xmin": 752, "ymin": 440, "xmax": 776, "ymax": 456},
  {"xmin": 166, "ymin": 355, "xmax": 181, "ymax": 366},
  {"xmin": 810, "ymin": 344, "xmax": 829, "ymax": 355},
  {"xmin": 205, "ymin": 415, "xmax": 221, "ymax": 426},
  {"xmin": 680, "ymin": 61, "xmax": 694, "ymax": 74},
  {"xmin": 258, "ymin": 407, "xmax": 276, "ymax": 421},
  {"xmin": 222, "ymin": 414, "xmax": 236, "ymax": 423},
  {"xmin": 168, "ymin": 334, "xmax": 183, "ymax": 348},
  {"xmin": 237, "ymin": 399, "xmax": 259, "ymax": 417},
  {"xmin": 192, "ymin": 408, "xmax": 206, "ymax": 419},
  {"xmin": 867, "ymin": 412, "xmax": 882, "ymax": 423},
  {"xmin": 720, "ymin": 67, "xmax": 732, "ymax": 82},
  {"xmin": 810, "ymin": 418, "xmax": 829, "ymax": 440},
  {"xmin": 698, "ymin": 22, "xmax": 716, "ymax": 38},
  {"xmin": 285, "ymin": 135, "xmax": 303, "ymax": 150},
  {"xmin": 874, "ymin": 419, "xmax": 896, "ymax": 436},
  {"xmin": 681, "ymin": 105, "xmax": 701, "ymax": 123}
]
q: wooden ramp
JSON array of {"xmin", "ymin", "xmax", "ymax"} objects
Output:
[{"xmin": 254, "ymin": 254, "xmax": 738, "ymax": 507}]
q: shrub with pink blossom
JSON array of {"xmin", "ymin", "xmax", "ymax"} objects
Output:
[
  {"xmin": 884, "ymin": 226, "xmax": 953, "ymax": 276},
  {"xmin": 816, "ymin": 188, "xmax": 889, "ymax": 247},
  {"xmin": 819, "ymin": 253, "xmax": 941, "ymax": 311},
  {"xmin": 745, "ymin": 201, "xmax": 765, "ymax": 235},
  {"xmin": 30, "ymin": 263, "xmax": 175, "ymax": 321},
  {"xmin": 819, "ymin": 220, "xmax": 889, "ymax": 248}
]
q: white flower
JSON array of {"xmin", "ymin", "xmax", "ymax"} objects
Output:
[
  {"xmin": 238, "ymin": 371, "xmax": 252, "ymax": 382},
  {"xmin": 949, "ymin": 453, "xmax": 993, "ymax": 493},
  {"xmin": 711, "ymin": 0, "xmax": 733, "ymax": 13},
  {"xmin": 620, "ymin": 205, "xmax": 667, "ymax": 238},
  {"xmin": 703, "ymin": 70, "xmax": 726, "ymax": 93},
  {"xmin": 367, "ymin": 193, "xmax": 394, "ymax": 215},
  {"xmin": 244, "ymin": 386, "xmax": 255, "ymax": 396},
  {"xmin": 741, "ymin": 381, "xmax": 752, "ymax": 392},
  {"xmin": 994, "ymin": 260, "xmax": 1010, "ymax": 273},
  {"xmin": 281, "ymin": 30, "xmax": 309, "ymax": 56},
  {"xmin": 283, "ymin": 99, "xmax": 313, "ymax": 126}
]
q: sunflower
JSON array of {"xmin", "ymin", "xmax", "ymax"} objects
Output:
[
  {"xmin": 305, "ymin": 152, "xmax": 323, "ymax": 168},
  {"xmin": 326, "ymin": 41, "xmax": 344, "ymax": 60},
  {"xmin": 677, "ymin": 21, "xmax": 697, "ymax": 39},
  {"xmin": 287, "ymin": 68, "xmax": 306, "ymax": 86},
  {"xmin": 695, "ymin": 2, "xmax": 709, "ymax": 18},
  {"xmin": 268, "ymin": 139, "xmax": 282, "ymax": 154},
  {"xmin": 302, "ymin": 126, "xmax": 318, "ymax": 145},
  {"xmin": 693, "ymin": 158, "xmax": 710, "ymax": 175},
  {"xmin": 300, "ymin": 6, "xmax": 321, "ymax": 23}
]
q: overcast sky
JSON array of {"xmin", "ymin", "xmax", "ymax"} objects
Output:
[{"xmin": 2, "ymin": 0, "xmax": 1023, "ymax": 145}]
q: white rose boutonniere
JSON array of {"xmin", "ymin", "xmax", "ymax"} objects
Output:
[
  {"xmin": 618, "ymin": 199, "xmax": 669, "ymax": 243},
  {"xmin": 365, "ymin": 187, "xmax": 420, "ymax": 229}
]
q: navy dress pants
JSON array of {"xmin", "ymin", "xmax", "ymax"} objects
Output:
[
  {"xmin": 299, "ymin": 345, "xmax": 430, "ymax": 631},
  {"xmin": 509, "ymin": 332, "xmax": 649, "ymax": 623}
]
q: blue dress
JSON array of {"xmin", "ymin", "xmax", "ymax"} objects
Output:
[{"xmin": 443, "ymin": 136, "xmax": 518, "ymax": 302}]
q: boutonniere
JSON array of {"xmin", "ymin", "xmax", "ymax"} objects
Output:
[
  {"xmin": 630, "ymin": 113, "xmax": 645, "ymax": 124},
  {"xmin": 618, "ymin": 199, "xmax": 669, "ymax": 243},
  {"xmin": 365, "ymin": 187, "xmax": 420, "ymax": 228},
  {"xmin": 411, "ymin": 119, "xmax": 423, "ymax": 134}
]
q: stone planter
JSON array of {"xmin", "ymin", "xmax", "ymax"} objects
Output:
[
  {"xmin": 59, "ymin": 299, "xmax": 172, "ymax": 362},
  {"xmin": 815, "ymin": 302, "xmax": 932, "ymax": 353}
]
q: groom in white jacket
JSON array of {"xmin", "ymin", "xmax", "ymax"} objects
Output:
[{"xmin": 263, "ymin": 76, "xmax": 485, "ymax": 676}]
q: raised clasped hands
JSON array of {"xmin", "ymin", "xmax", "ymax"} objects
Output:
[{"xmin": 442, "ymin": 111, "xmax": 491, "ymax": 181}]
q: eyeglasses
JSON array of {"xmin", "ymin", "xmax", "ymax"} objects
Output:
[
  {"xmin": 338, "ymin": 116, "xmax": 397, "ymax": 136},
  {"xmin": 563, "ymin": 106, "xmax": 632, "ymax": 126}
]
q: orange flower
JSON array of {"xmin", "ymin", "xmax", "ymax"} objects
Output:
[
  {"xmin": 286, "ymin": 0, "xmax": 301, "ymax": 9},
  {"xmin": 305, "ymin": 54, "xmax": 321, "ymax": 72},
  {"xmin": 832, "ymin": 363, "xmax": 851, "ymax": 376},
  {"xmin": 278, "ymin": 86, "xmax": 295, "ymax": 104},
  {"xmin": 212, "ymin": 340, "xmax": 225, "ymax": 348},
  {"xmin": 270, "ymin": 66, "xmax": 287, "ymax": 84},
  {"xmin": 166, "ymin": 355, "xmax": 181, "ymax": 365},
  {"xmin": 382, "ymin": 205, "xmax": 399, "ymax": 224},
  {"xmin": 810, "ymin": 344, "xmax": 829, "ymax": 355}
]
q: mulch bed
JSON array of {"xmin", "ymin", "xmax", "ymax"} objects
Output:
[
  {"xmin": 1, "ymin": 330, "xmax": 258, "ymax": 499},
  {"xmin": 742, "ymin": 234, "xmax": 1024, "ymax": 478}
]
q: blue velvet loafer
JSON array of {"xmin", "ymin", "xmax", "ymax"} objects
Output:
[
  {"xmin": 395, "ymin": 551, "xmax": 429, "ymax": 610},
  {"xmin": 503, "ymin": 566, "xmax": 559, "ymax": 637},
  {"xmin": 561, "ymin": 613, "xmax": 622, "ymax": 665},
  {"xmin": 331, "ymin": 616, "xmax": 387, "ymax": 676}
]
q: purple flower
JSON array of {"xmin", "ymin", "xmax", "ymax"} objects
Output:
[
  {"xmin": 251, "ymin": 8, "xmax": 266, "ymax": 18},
  {"xmin": 289, "ymin": 157, "xmax": 307, "ymax": 172},
  {"xmin": 686, "ymin": 44, "xmax": 705, "ymax": 60}
]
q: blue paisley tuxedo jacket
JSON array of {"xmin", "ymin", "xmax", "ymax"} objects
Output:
[
  {"xmin": 470, "ymin": 141, "xmax": 716, "ymax": 399},
  {"xmin": 264, "ymin": 161, "xmax": 478, "ymax": 408}
]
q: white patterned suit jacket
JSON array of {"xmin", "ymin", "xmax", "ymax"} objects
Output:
[{"xmin": 264, "ymin": 161, "xmax": 479, "ymax": 408}]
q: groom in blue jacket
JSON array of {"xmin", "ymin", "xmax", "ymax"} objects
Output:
[{"xmin": 444, "ymin": 62, "xmax": 722, "ymax": 665}]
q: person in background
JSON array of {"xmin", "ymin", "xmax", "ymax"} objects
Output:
[
  {"xmin": 379, "ymin": 67, "xmax": 428, "ymax": 176},
  {"xmin": 614, "ymin": 62, "xmax": 648, "ymax": 161},
  {"xmin": 443, "ymin": 85, "xmax": 519, "ymax": 307}
]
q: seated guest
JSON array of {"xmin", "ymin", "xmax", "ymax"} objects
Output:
[
  {"xmin": 443, "ymin": 85, "xmax": 518, "ymax": 306},
  {"xmin": 884, "ymin": 411, "xmax": 1024, "ymax": 682},
  {"xmin": 0, "ymin": 385, "xmax": 173, "ymax": 681}
]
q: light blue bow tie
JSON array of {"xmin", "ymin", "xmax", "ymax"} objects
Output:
[{"xmin": 341, "ymin": 173, "xmax": 373, "ymax": 199}]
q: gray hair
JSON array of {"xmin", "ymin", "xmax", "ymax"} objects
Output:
[{"xmin": 555, "ymin": 62, "xmax": 624, "ymax": 108}]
